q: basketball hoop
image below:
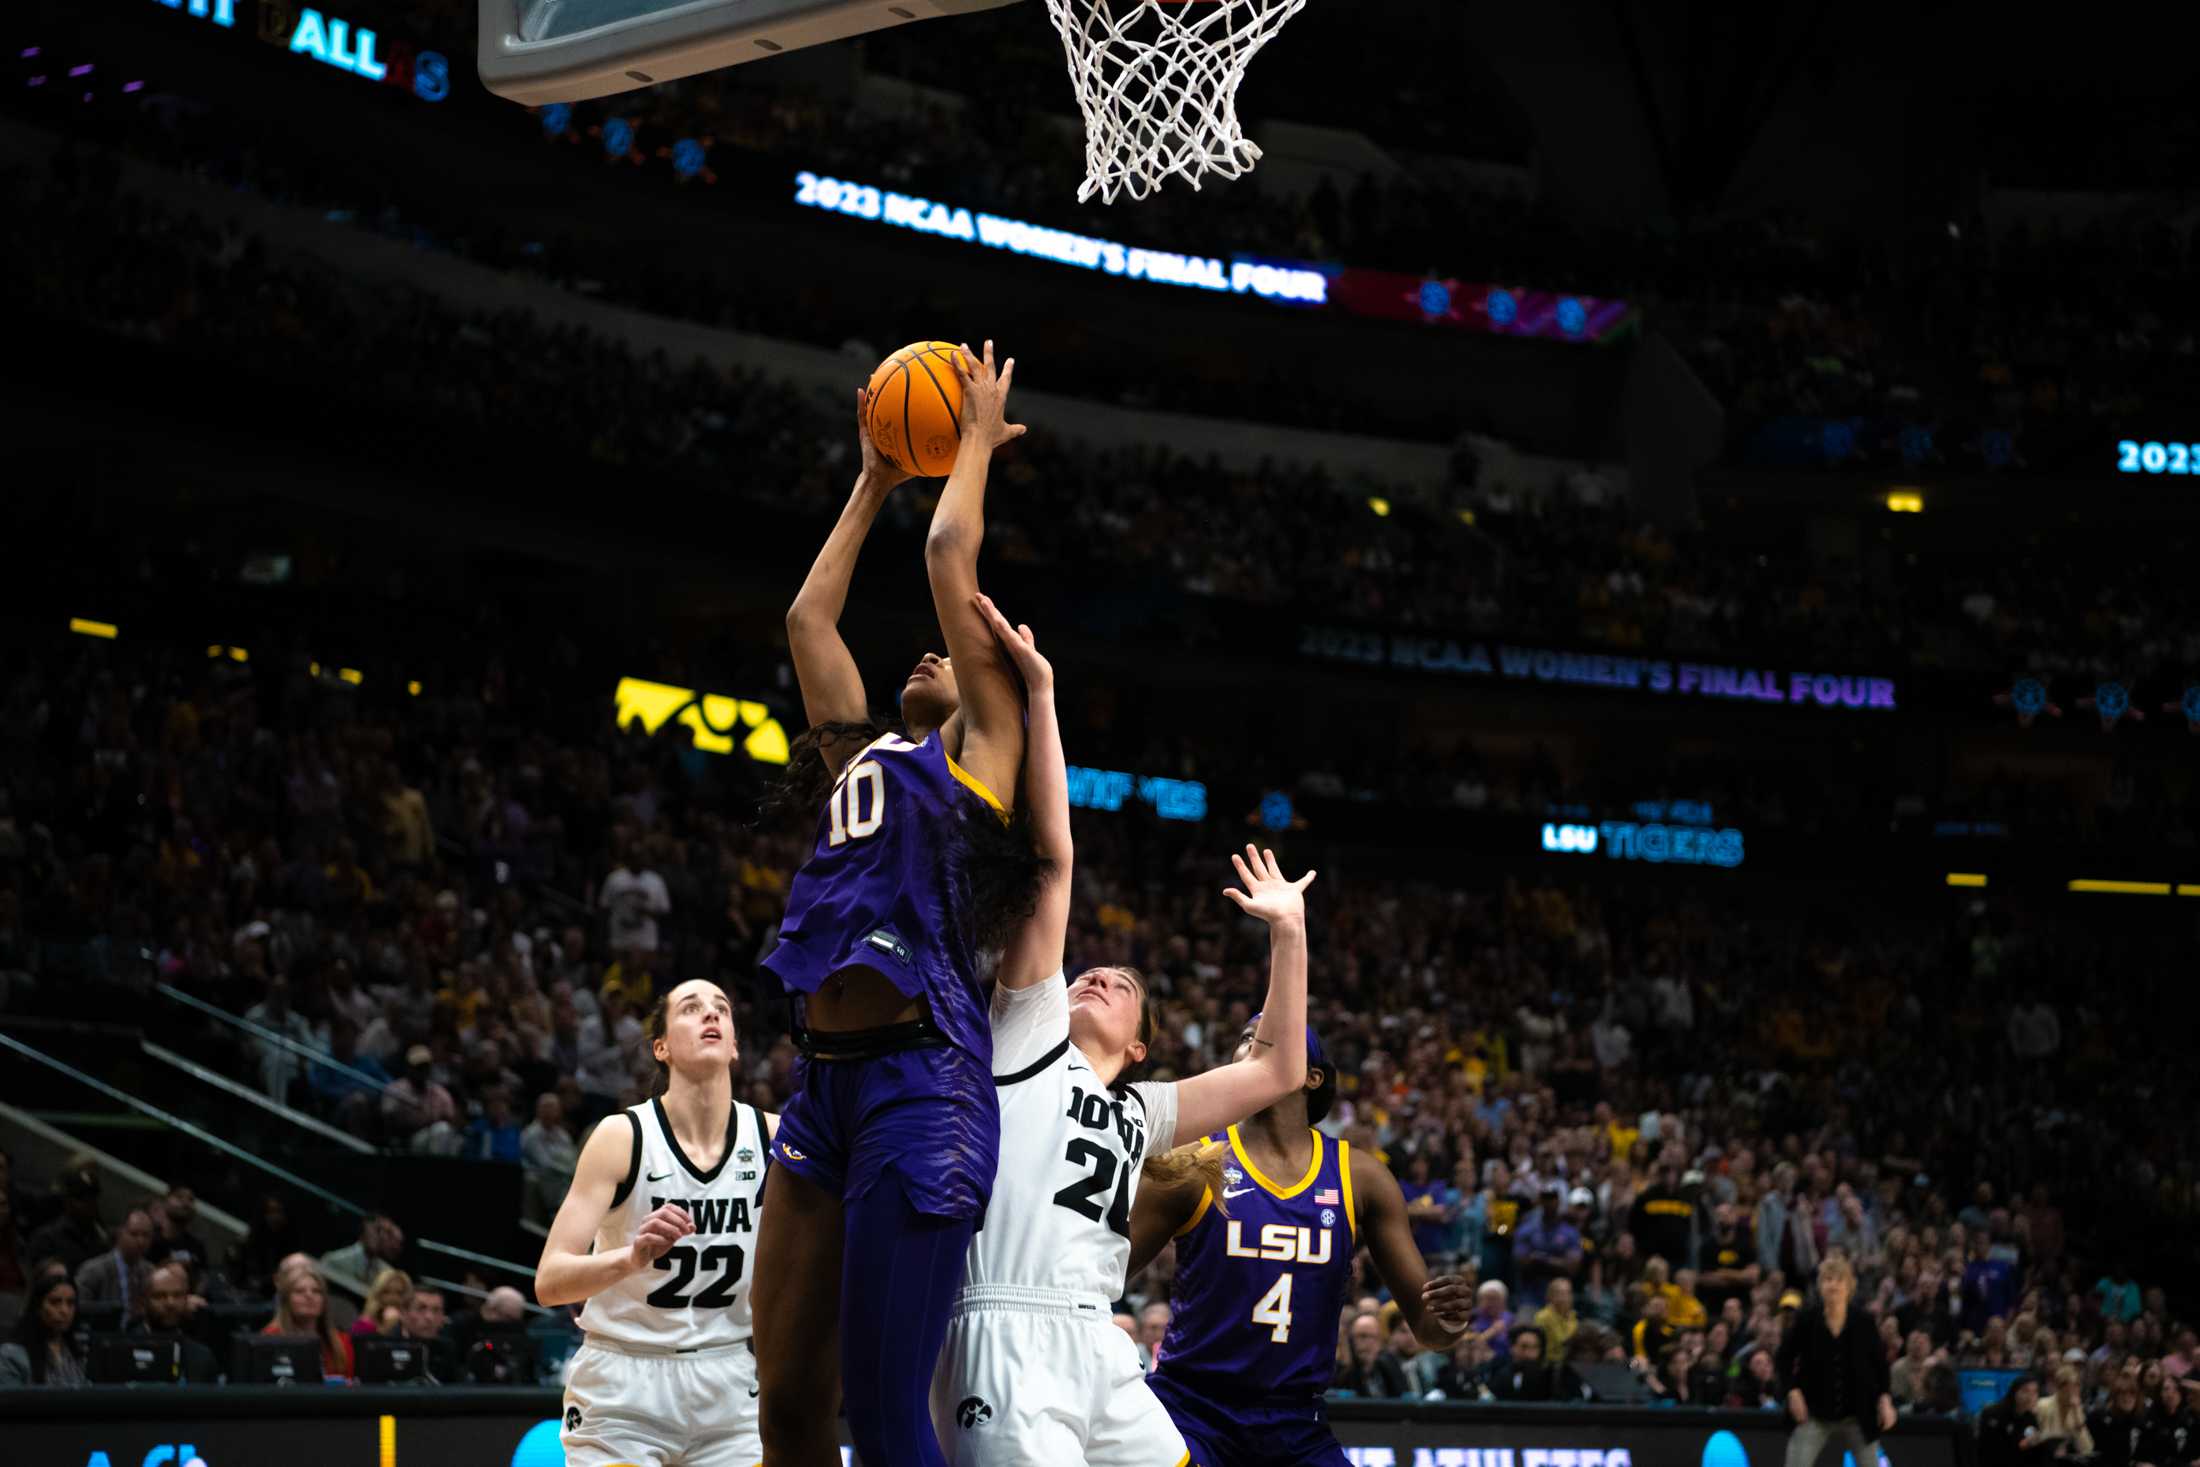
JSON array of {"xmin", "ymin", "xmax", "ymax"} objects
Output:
[{"xmin": 1042, "ymin": 0, "xmax": 1307, "ymax": 204}]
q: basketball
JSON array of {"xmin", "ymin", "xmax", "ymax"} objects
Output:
[{"xmin": 865, "ymin": 340, "xmax": 966, "ymax": 478}]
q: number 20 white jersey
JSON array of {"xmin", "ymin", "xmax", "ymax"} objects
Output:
[
  {"xmin": 965, "ymin": 973, "xmax": 1180, "ymax": 1301},
  {"xmin": 579, "ymin": 1097, "xmax": 770, "ymax": 1350}
]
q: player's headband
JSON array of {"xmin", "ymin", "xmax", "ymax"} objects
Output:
[{"xmin": 1247, "ymin": 1015, "xmax": 1334, "ymax": 1126}]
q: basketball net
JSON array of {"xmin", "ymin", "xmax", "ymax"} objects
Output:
[{"xmin": 1042, "ymin": 0, "xmax": 1308, "ymax": 204}]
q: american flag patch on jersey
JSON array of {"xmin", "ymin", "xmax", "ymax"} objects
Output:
[{"xmin": 1315, "ymin": 1189, "xmax": 1340, "ymax": 1205}]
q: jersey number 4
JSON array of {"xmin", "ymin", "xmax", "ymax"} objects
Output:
[
  {"xmin": 646, "ymin": 1243, "xmax": 745, "ymax": 1309},
  {"xmin": 1251, "ymin": 1272, "xmax": 1295, "ymax": 1343},
  {"xmin": 1051, "ymin": 1139, "xmax": 1132, "ymax": 1238}
]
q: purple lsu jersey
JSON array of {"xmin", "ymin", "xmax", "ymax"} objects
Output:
[
  {"xmin": 761, "ymin": 730, "xmax": 1006, "ymax": 1063},
  {"xmin": 1155, "ymin": 1124, "xmax": 1358, "ymax": 1404}
]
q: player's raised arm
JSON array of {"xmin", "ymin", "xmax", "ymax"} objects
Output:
[
  {"xmin": 535, "ymin": 1113, "xmax": 694, "ymax": 1307},
  {"xmin": 926, "ymin": 340, "xmax": 1028, "ymax": 801},
  {"xmin": 1168, "ymin": 848, "xmax": 1314, "ymax": 1142},
  {"xmin": 974, "ymin": 593, "xmax": 1069, "ymax": 991},
  {"xmin": 1353, "ymin": 1146, "xmax": 1476, "ymax": 1350},
  {"xmin": 784, "ymin": 390, "xmax": 909, "ymax": 774}
]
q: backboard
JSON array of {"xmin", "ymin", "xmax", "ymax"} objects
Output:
[{"xmin": 478, "ymin": 0, "xmax": 1025, "ymax": 106}]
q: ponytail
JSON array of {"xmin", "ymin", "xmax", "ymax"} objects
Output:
[{"xmin": 1141, "ymin": 1138, "xmax": 1233, "ymax": 1219}]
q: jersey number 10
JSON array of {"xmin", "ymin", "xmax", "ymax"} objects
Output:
[{"xmin": 827, "ymin": 762, "xmax": 887, "ymax": 847}]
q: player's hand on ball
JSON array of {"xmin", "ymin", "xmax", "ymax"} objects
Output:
[
  {"xmin": 632, "ymin": 1203, "xmax": 695, "ymax": 1265},
  {"xmin": 973, "ymin": 593, "xmax": 1052, "ymax": 695},
  {"xmin": 1423, "ymin": 1274, "xmax": 1474, "ymax": 1333},
  {"xmin": 855, "ymin": 386, "xmax": 912, "ymax": 492},
  {"xmin": 952, "ymin": 340, "xmax": 1026, "ymax": 453},
  {"xmin": 1222, "ymin": 845, "xmax": 1315, "ymax": 927}
]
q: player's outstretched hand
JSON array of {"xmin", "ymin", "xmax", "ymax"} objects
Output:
[
  {"xmin": 631, "ymin": 1202, "xmax": 695, "ymax": 1266},
  {"xmin": 973, "ymin": 593, "xmax": 1052, "ymax": 696},
  {"xmin": 1222, "ymin": 845, "xmax": 1314, "ymax": 927},
  {"xmin": 953, "ymin": 340, "xmax": 1027, "ymax": 453},
  {"xmin": 1424, "ymin": 1274, "xmax": 1475, "ymax": 1333},
  {"xmin": 855, "ymin": 386, "xmax": 911, "ymax": 493}
]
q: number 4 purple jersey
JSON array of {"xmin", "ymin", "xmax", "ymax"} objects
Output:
[
  {"xmin": 761, "ymin": 731, "xmax": 1006, "ymax": 1064},
  {"xmin": 1154, "ymin": 1125, "xmax": 1359, "ymax": 1404}
]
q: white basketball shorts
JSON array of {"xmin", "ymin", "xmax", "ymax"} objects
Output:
[
  {"xmin": 932, "ymin": 1285, "xmax": 1189, "ymax": 1467},
  {"xmin": 562, "ymin": 1337, "xmax": 762, "ymax": 1467}
]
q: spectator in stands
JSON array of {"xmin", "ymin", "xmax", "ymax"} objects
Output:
[
  {"xmin": 1734, "ymin": 1344, "xmax": 1785, "ymax": 1409},
  {"xmin": 2098, "ymin": 1267, "xmax": 2144, "ymax": 1325},
  {"xmin": 598, "ymin": 834, "xmax": 671, "ymax": 961},
  {"xmin": 462, "ymin": 1087, "xmax": 524, "ymax": 1164},
  {"xmin": 1630, "ymin": 1150, "xmax": 1697, "ymax": 1269},
  {"xmin": 396, "ymin": 1285, "xmax": 456, "ymax": 1382},
  {"xmin": 311, "ymin": 1018, "xmax": 394, "ymax": 1130},
  {"xmin": 1490, "ymin": 1325, "xmax": 1555, "ymax": 1401},
  {"xmin": 1381, "ymin": 1300, "xmax": 1443, "ymax": 1396},
  {"xmin": 74, "ymin": 1207, "xmax": 154, "ymax": 1324},
  {"xmin": 521, "ymin": 1092, "xmax": 579, "ymax": 1222},
  {"xmin": 2140, "ymin": 1379, "xmax": 2198, "ymax": 1467},
  {"xmin": 2093, "ymin": 1373, "xmax": 2149, "ymax": 1467},
  {"xmin": 1333, "ymin": 1312, "xmax": 1409, "ymax": 1397},
  {"xmin": 244, "ymin": 975, "xmax": 316, "ymax": 1103},
  {"xmin": 450, "ymin": 1285, "xmax": 533, "ymax": 1384},
  {"xmin": 129, "ymin": 1263, "xmax": 220, "ymax": 1383},
  {"xmin": 233, "ymin": 1194, "xmax": 300, "ymax": 1299},
  {"xmin": 147, "ymin": 1186, "xmax": 214, "ymax": 1293},
  {"xmin": 320, "ymin": 1214, "xmax": 405, "ymax": 1293},
  {"xmin": 1515, "ymin": 1182, "xmax": 1585, "ymax": 1311},
  {"xmin": 1891, "ymin": 1330, "xmax": 1938, "ymax": 1405},
  {"xmin": 0, "ymin": 1274, "xmax": 86, "ymax": 1387},
  {"xmin": 1633, "ymin": 1290, "xmax": 1676, "ymax": 1364},
  {"xmin": 382, "ymin": 1047, "xmax": 462, "ymax": 1155},
  {"xmin": 352, "ymin": 1267, "xmax": 413, "ymax": 1337},
  {"xmin": 1468, "ymin": 1281, "xmax": 1515, "ymax": 1362},
  {"xmin": 264, "ymin": 1257, "xmax": 354, "ymax": 1379},
  {"xmin": 1434, "ymin": 1332, "xmax": 1495, "ymax": 1400},
  {"xmin": 1138, "ymin": 1301, "xmax": 1170, "ymax": 1370},
  {"xmin": 1535, "ymin": 1276, "xmax": 1583, "ymax": 1363},
  {"xmin": 1399, "ymin": 1153, "xmax": 1451, "ymax": 1265},
  {"xmin": 25, "ymin": 1169, "xmax": 106, "ymax": 1275},
  {"xmin": 1977, "ymin": 1377, "xmax": 2045, "ymax": 1467},
  {"xmin": 2037, "ymin": 1363, "xmax": 2095, "ymax": 1455},
  {"xmin": 1699, "ymin": 1202, "xmax": 1761, "ymax": 1317}
]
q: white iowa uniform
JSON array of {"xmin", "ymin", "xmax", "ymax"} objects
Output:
[
  {"xmin": 932, "ymin": 971, "xmax": 1189, "ymax": 1467},
  {"xmin": 563, "ymin": 1097, "xmax": 771, "ymax": 1467}
]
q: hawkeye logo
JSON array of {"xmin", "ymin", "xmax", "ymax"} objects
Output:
[{"xmin": 615, "ymin": 677, "xmax": 790, "ymax": 764}]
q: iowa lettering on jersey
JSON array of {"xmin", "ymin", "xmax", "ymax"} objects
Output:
[
  {"xmin": 651, "ymin": 1195, "xmax": 754, "ymax": 1235},
  {"xmin": 1222, "ymin": 1220, "xmax": 1334, "ymax": 1265},
  {"xmin": 1048, "ymin": 1084, "xmax": 1148, "ymax": 1238}
]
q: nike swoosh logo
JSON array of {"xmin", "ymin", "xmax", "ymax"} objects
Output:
[
  {"xmin": 646, "ymin": 1170, "xmax": 673, "ymax": 1181},
  {"xmin": 748, "ymin": 1384, "xmax": 761, "ymax": 1398},
  {"xmin": 1223, "ymin": 1187, "xmax": 1256, "ymax": 1199},
  {"xmin": 1068, "ymin": 1064, "xmax": 1090, "ymax": 1073}
]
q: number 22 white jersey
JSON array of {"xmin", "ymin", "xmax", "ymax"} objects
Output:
[
  {"xmin": 579, "ymin": 1097, "xmax": 770, "ymax": 1350},
  {"xmin": 965, "ymin": 973, "xmax": 1179, "ymax": 1302}
]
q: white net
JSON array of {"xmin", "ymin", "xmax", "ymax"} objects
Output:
[{"xmin": 1042, "ymin": 0, "xmax": 1308, "ymax": 204}]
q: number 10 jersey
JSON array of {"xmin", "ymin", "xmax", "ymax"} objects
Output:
[
  {"xmin": 968, "ymin": 973, "xmax": 1180, "ymax": 1301},
  {"xmin": 580, "ymin": 1096, "xmax": 771, "ymax": 1350}
]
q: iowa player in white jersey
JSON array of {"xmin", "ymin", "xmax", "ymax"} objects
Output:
[
  {"xmin": 931, "ymin": 595, "xmax": 1316, "ymax": 1467},
  {"xmin": 536, "ymin": 978, "xmax": 776, "ymax": 1467}
]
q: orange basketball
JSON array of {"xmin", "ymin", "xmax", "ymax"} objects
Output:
[{"xmin": 865, "ymin": 340, "xmax": 965, "ymax": 478}]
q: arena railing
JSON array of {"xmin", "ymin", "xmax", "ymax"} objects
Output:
[
  {"xmin": 154, "ymin": 982, "xmax": 400, "ymax": 1100},
  {"xmin": 0, "ymin": 1030, "xmax": 553, "ymax": 1312}
]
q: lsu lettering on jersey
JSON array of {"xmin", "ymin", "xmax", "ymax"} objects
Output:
[
  {"xmin": 966, "ymin": 972, "xmax": 1180, "ymax": 1297},
  {"xmin": 1155, "ymin": 1125, "xmax": 1357, "ymax": 1403},
  {"xmin": 762, "ymin": 731, "xmax": 1005, "ymax": 1063},
  {"xmin": 579, "ymin": 1098, "xmax": 771, "ymax": 1349}
]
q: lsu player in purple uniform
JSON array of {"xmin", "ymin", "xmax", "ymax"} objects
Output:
[
  {"xmin": 752, "ymin": 342, "xmax": 1043, "ymax": 1467},
  {"xmin": 1127, "ymin": 1029, "xmax": 1477, "ymax": 1467}
]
